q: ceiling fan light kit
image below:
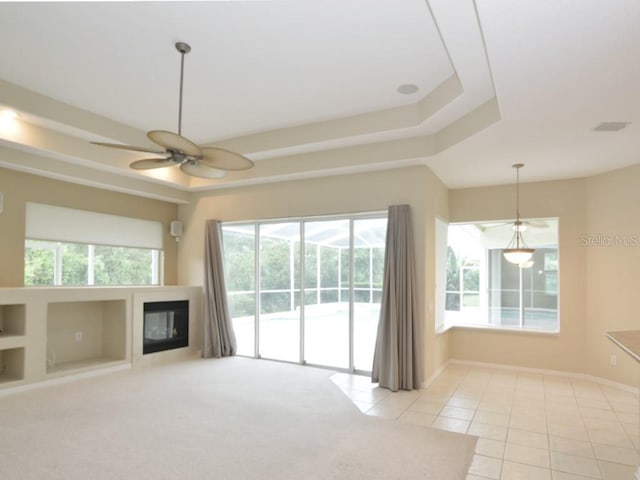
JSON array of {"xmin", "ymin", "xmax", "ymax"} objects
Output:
[
  {"xmin": 503, "ymin": 163, "xmax": 535, "ymax": 267},
  {"xmin": 92, "ymin": 42, "xmax": 254, "ymax": 179}
]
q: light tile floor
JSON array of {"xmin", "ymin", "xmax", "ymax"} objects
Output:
[{"xmin": 331, "ymin": 364, "xmax": 640, "ymax": 480}]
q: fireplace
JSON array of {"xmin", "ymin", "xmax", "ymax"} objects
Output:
[{"xmin": 143, "ymin": 300, "xmax": 189, "ymax": 355}]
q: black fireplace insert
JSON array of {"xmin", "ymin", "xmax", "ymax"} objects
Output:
[{"xmin": 143, "ymin": 300, "xmax": 189, "ymax": 355}]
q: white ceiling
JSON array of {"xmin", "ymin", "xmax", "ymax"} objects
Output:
[{"xmin": 0, "ymin": 0, "xmax": 638, "ymax": 203}]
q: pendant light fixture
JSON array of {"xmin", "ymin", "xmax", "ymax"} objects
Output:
[{"xmin": 503, "ymin": 163, "xmax": 535, "ymax": 266}]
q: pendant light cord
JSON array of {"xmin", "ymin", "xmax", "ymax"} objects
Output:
[
  {"xmin": 513, "ymin": 163, "xmax": 524, "ymax": 249},
  {"xmin": 516, "ymin": 165, "xmax": 520, "ymax": 222}
]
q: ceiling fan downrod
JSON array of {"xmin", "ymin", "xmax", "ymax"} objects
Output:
[
  {"xmin": 175, "ymin": 42, "xmax": 191, "ymax": 137},
  {"xmin": 90, "ymin": 40, "xmax": 254, "ymax": 178}
]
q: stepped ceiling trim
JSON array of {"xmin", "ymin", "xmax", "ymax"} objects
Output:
[
  {"xmin": 3, "ymin": 1, "xmax": 637, "ymax": 200},
  {"xmin": 0, "ymin": 0, "xmax": 498, "ymax": 201}
]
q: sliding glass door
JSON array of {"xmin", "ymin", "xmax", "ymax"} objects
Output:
[
  {"xmin": 222, "ymin": 213, "xmax": 386, "ymax": 373},
  {"xmin": 258, "ymin": 223, "xmax": 300, "ymax": 362},
  {"xmin": 221, "ymin": 224, "xmax": 256, "ymax": 357},
  {"xmin": 352, "ymin": 218, "xmax": 386, "ymax": 371},
  {"xmin": 303, "ymin": 219, "xmax": 350, "ymax": 369}
]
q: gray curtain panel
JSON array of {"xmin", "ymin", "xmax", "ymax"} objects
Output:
[
  {"xmin": 203, "ymin": 219, "xmax": 237, "ymax": 358},
  {"xmin": 372, "ymin": 205, "xmax": 421, "ymax": 391}
]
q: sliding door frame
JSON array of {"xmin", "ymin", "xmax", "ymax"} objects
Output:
[{"xmin": 223, "ymin": 211, "xmax": 386, "ymax": 374}]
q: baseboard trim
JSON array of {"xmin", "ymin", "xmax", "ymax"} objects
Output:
[
  {"xmin": 0, "ymin": 363, "xmax": 132, "ymax": 398},
  {"xmin": 422, "ymin": 360, "xmax": 452, "ymax": 389},
  {"xmin": 447, "ymin": 358, "xmax": 639, "ymax": 396}
]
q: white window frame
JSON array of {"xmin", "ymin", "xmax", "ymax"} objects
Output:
[
  {"xmin": 24, "ymin": 239, "xmax": 163, "ymax": 286},
  {"xmin": 440, "ymin": 218, "xmax": 560, "ymax": 334},
  {"xmin": 222, "ymin": 211, "xmax": 387, "ymax": 373}
]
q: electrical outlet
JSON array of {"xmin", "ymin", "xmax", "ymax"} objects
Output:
[
  {"xmin": 610, "ymin": 354, "xmax": 617, "ymax": 366},
  {"xmin": 75, "ymin": 331, "xmax": 82, "ymax": 342}
]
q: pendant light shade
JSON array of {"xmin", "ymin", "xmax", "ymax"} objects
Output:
[
  {"xmin": 503, "ymin": 164, "xmax": 535, "ymax": 266},
  {"xmin": 503, "ymin": 246, "xmax": 534, "ymax": 265}
]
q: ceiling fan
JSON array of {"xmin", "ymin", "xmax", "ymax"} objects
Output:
[
  {"xmin": 92, "ymin": 42, "xmax": 254, "ymax": 179},
  {"xmin": 481, "ymin": 219, "xmax": 549, "ymax": 232}
]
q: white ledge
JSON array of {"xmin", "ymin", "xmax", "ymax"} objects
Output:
[{"xmin": 437, "ymin": 323, "xmax": 559, "ymax": 337}]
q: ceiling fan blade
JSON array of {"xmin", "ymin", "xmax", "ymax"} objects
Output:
[
  {"xmin": 91, "ymin": 142, "xmax": 165, "ymax": 155},
  {"xmin": 481, "ymin": 222, "xmax": 509, "ymax": 231},
  {"xmin": 200, "ymin": 147, "xmax": 254, "ymax": 171},
  {"xmin": 130, "ymin": 158, "xmax": 175, "ymax": 170},
  {"xmin": 180, "ymin": 161, "xmax": 227, "ymax": 179},
  {"xmin": 525, "ymin": 221, "xmax": 549, "ymax": 229},
  {"xmin": 147, "ymin": 130, "xmax": 202, "ymax": 157}
]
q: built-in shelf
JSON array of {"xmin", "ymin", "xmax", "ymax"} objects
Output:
[
  {"xmin": 0, "ymin": 286, "xmax": 202, "ymax": 391},
  {"xmin": 46, "ymin": 300, "xmax": 127, "ymax": 376},
  {"xmin": 46, "ymin": 357, "xmax": 128, "ymax": 378},
  {"xmin": 0, "ymin": 334, "xmax": 26, "ymax": 349},
  {"xmin": 0, "ymin": 347, "xmax": 25, "ymax": 384},
  {"xmin": 0, "ymin": 303, "xmax": 26, "ymax": 336},
  {"xmin": 0, "ymin": 304, "xmax": 26, "ymax": 384}
]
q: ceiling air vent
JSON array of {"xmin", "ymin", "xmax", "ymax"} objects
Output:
[{"xmin": 593, "ymin": 122, "xmax": 630, "ymax": 132}]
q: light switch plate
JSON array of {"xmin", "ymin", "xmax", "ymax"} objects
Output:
[{"xmin": 0, "ymin": 192, "xmax": 3, "ymax": 213}]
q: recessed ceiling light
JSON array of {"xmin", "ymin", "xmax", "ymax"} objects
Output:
[
  {"xmin": 593, "ymin": 121, "xmax": 630, "ymax": 132},
  {"xmin": 0, "ymin": 108, "xmax": 19, "ymax": 130},
  {"xmin": 0, "ymin": 108, "xmax": 18, "ymax": 119},
  {"xmin": 397, "ymin": 84, "xmax": 419, "ymax": 95}
]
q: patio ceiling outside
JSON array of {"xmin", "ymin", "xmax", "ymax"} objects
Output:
[{"xmin": 223, "ymin": 218, "xmax": 387, "ymax": 249}]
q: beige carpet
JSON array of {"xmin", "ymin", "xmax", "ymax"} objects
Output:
[{"xmin": 0, "ymin": 357, "xmax": 476, "ymax": 479}]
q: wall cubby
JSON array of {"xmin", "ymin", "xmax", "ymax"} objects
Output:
[
  {"xmin": 0, "ymin": 347, "xmax": 25, "ymax": 384},
  {"xmin": 0, "ymin": 304, "xmax": 26, "ymax": 337},
  {"xmin": 46, "ymin": 300, "xmax": 127, "ymax": 376},
  {"xmin": 0, "ymin": 304, "xmax": 27, "ymax": 385}
]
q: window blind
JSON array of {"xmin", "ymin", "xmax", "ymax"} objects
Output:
[{"xmin": 25, "ymin": 203, "xmax": 163, "ymax": 250}]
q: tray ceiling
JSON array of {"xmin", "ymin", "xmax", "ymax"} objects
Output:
[{"xmin": 0, "ymin": 1, "xmax": 638, "ymax": 202}]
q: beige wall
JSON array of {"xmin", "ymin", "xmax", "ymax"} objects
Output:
[
  {"xmin": 585, "ymin": 164, "xmax": 640, "ymax": 386},
  {"xmin": 178, "ymin": 166, "xmax": 450, "ymax": 380},
  {"xmin": 448, "ymin": 178, "xmax": 589, "ymax": 375},
  {"xmin": 448, "ymin": 167, "xmax": 640, "ymax": 388},
  {"xmin": 5, "ymin": 158, "xmax": 638, "ymax": 387},
  {"xmin": 0, "ymin": 167, "xmax": 179, "ymax": 286}
]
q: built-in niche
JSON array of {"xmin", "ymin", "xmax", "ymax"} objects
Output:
[
  {"xmin": 0, "ymin": 304, "xmax": 26, "ymax": 384},
  {"xmin": 0, "ymin": 347, "xmax": 25, "ymax": 383},
  {"xmin": 0, "ymin": 304, "xmax": 26, "ymax": 336},
  {"xmin": 46, "ymin": 300, "xmax": 127, "ymax": 375}
]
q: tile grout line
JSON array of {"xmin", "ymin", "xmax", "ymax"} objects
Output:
[
  {"xmin": 341, "ymin": 365, "xmax": 640, "ymax": 479},
  {"xmin": 577, "ymin": 378, "xmax": 605, "ymax": 479}
]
